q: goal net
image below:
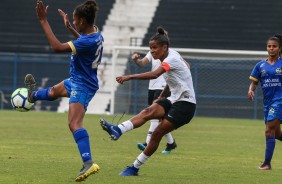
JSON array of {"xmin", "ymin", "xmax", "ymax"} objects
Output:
[{"xmin": 107, "ymin": 46, "xmax": 267, "ymax": 119}]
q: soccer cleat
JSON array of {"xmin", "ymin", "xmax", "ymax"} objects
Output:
[
  {"xmin": 137, "ymin": 143, "xmax": 147, "ymax": 151},
  {"xmin": 161, "ymin": 141, "xmax": 177, "ymax": 154},
  {"xmin": 24, "ymin": 74, "xmax": 36, "ymax": 103},
  {"xmin": 119, "ymin": 165, "xmax": 139, "ymax": 176},
  {"xmin": 258, "ymin": 163, "xmax": 271, "ymax": 170},
  {"xmin": 100, "ymin": 118, "xmax": 122, "ymax": 140},
  {"xmin": 75, "ymin": 163, "xmax": 100, "ymax": 182}
]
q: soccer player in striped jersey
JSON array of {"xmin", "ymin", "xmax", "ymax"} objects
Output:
[
  {"xmin": 25, "ymin": 0, "xmax": 103, "ymax": 181},
  {"xmin": 132, "ymin": 52, "xmax": 177, "ymax": 154},
  {"xmin": 100, "ymin": 27, "xmax": 196, "ymax": 176},
  {"xmin": 248, "ymin": 34, "xmax": 282, "ymax": 170}
]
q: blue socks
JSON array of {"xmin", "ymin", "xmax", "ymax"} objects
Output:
[
  {"xmin": 33, "ymin": 88, "xmax": 54, "ymax": 101},
  {"xmin": 264, "ymin": 137, "xmax": 276, "ymax": 163},
  {"xmin": 73, "ymin": 128, "xmax": 92, "ymax": 163}
]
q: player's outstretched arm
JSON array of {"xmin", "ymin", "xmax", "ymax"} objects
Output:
[
  {"xmin": 116, "ymin": 66, "xmax": 165, "ymax": 84},
  {"xmin": 36, "ymin": 0, "xmax": 71, "ymax": 53},
  {"xmin": 58, "ymin": 9, "xmax": 80, "ymax": 39}
]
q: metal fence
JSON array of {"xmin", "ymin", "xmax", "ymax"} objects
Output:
[
  {"xmin": 111, "ymin": 46, "xmax": 266, "ymax": 119},
  {"xmin": 0, "ymin": 52, "xmax": 70, "ymax": 111},
  {"xmin": 0, "ymin": 51, "xmax": 265, "ymax": 119}
]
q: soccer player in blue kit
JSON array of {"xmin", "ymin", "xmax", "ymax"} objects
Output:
[
  {"xmin": 24, "ymin": 0, "xmax": 103, "ymax": 181},
  {"xmin": 248, "ymin": 34, "xmax": 282, "ymax": 170}
]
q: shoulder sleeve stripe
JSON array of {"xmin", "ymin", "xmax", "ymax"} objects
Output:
[
  {"xmin": 67, "ymin": 41, "xmax": 76, "ymax": 55},
  {"xmin": 161, "ymin": 62, "xmax": 170, "ymax": 72},
  {"xmin": 249, "ymin": 76, "xmax": 258, "ymax": 82}
]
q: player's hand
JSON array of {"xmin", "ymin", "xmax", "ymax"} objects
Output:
[
  {"xmin": 36, "ymin": 0, "xmax": 49, "ymax": 22},
  {"xmin": 247, "ymin": 90, "xmax": 254, "ymax": 101},
  {"xmin": 58, "ymin": 9, "xmax": 71, "ymax": 29},
  {"xmin": 131, "ymin": 53, "xmax": 140, "ymax": 63},
  {"xmin": 116, "ymin": 76, "xmax": 130, "ymax": 84}
]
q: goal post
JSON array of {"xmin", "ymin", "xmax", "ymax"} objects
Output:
[{"xmin": 109, "ymin": 46, "xmax": 267, "ymax": 119}]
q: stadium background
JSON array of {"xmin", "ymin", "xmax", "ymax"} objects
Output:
[{"xmin": 1, "ymin": 0, "xmax": 282, "ymax": 119}]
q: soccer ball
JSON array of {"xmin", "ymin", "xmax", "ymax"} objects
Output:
[{"xmin": 11, "ymin": 88, "xmax": 34, "ymax": 112}]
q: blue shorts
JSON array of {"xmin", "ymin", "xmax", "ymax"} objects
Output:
[
  {"xmin": 264, "ymin": 103, "xmax": 282, "ymax": 124},
  {"xmin": 64, "ymin": 79, "xmax": 97, "ymax": 111}
]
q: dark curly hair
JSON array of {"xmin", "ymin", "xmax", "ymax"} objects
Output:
[{"xmin": 74, "ymin": 0, "xmax": 99, "ymax": 25}]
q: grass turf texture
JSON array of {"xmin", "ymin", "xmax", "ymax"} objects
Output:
[{"xmin": 0, "ymin": 110, "xmax": 281, "ymax": 184}]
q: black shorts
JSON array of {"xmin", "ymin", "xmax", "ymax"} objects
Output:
[
  {"xmin": 156, "ymin": 99, "xmax": 196, "ymax": 129},
  {"xmin": 148, "ymin": 90, "xmax": 162, "ymax": 105},
  {"xmin": 148, "ymin": 89, "xmax": 171, "ymax": 105}
]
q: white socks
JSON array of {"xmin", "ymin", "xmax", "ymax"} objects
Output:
[
  {"xmin": 164, "ymin": 133, "xmax": 174, "ymax": 144},
  {"xmin": 146, "ymin": 119, "xmax": 174, "ymax": 144},
  {"xmin": 118, "ymin": 120, "xmax": 133, "ymax": 134},
  {"xmin": 133, "ymin": 152, "xmax": 149, "ymax": 168},
  {"xmin": 146, "ymin": 119, "xmax": 159, "ymax": 144}
]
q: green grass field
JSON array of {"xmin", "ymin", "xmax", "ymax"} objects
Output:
[{"xmin": 0, "ymin": 110, "xmax": 281, "ymax": 184}]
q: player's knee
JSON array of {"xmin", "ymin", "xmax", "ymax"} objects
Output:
[
  {"xmin": 68, "ymin": 122, "xmax": 75, "ymax": 132},
  {"xmin": 69, "ymin": 124, "xmax": 82, "ymax": 133},
  {"xmin": 48, "ymin": 87, "xmax": 55, "ymax": 98},
  {"xmin": 265, "ymin": 129, "xmax": 275, "ymax": 138},
  {"xmin": 68, "ymin": 120, "xmax": 80, "ymax": 132}
]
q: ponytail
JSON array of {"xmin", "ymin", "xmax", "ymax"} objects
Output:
[{"xmin": 150, "ymin": 26, "xmax": 170, "ymax": 47}]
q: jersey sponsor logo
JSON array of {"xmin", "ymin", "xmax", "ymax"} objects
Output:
[
  {"xmin": 276, "ymin": 68, "xmax": 282, "ymax": 74},
  {"xmin": 261, "ymin": 70, "xmax": 267, "ymax": 77},
  {"xmin": 264, "ymin": 78, "xmax": 279, "ymax": 83},
  {"xmin": 262, "ymin": 78, "xmax": 281, "ymax": 87}
]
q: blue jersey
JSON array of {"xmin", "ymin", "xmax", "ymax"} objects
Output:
[
  {"xmin": 67, "ymin": 27, "xmax": 104, "ymax": 92},
  {"xmin": 249, "ymin": 58, "xmax": 282, "ymax": 106}
]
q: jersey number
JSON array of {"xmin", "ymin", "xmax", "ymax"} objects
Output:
[{"xmin": 92, "ymin": 44, "xmax": 103, "ymax": 69}]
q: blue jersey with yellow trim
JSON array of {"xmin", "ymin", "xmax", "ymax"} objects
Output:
[
  {"xmin": 67, "ymin": 28, "xmax": 103, "ymax": 92},
  {"xmin": 250, "ymin": 58, "xmax": 282, "ymax": 106}
]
